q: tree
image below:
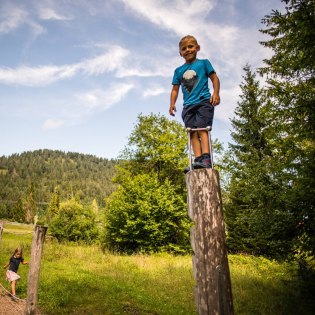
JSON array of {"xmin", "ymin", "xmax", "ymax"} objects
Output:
[
  {"xmin": 0, "ymin": 150, "xmax": 117, "ymax": 213},
  {"xmin": 11, "ymin": 198, "xmax": 25, "ymax": 223},
  {"xmin": 103, "ymin": 113, "xmax": 194, "ymax": 253},
  {"xmin": 50, "ymin": 198, "xmax": 99, "ymax": 244},
  {"xmin": 224, "ymin": 65, "xmax": 296, "ymax": 257},
  {"xmin": 24, "ymin": 182, "xmax": 36, "ymax": 224},
  {"xmin": 103, "ymin": 172, "xmax": 190, "ymax": 253},
  {"xmin": 119, "ymin": 113, "xmax": 189, "ymax": 191},
  {"xmin": 46, "ymin": 188, "xmax": 60, "ymax": 223},
  {"xmin": 259, "ymin": 0, "xmax": 315, "ymax": 258}
]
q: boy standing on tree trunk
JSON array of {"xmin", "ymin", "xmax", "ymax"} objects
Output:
[{"xmin": 169, "ymin": 35, "xmax": 220, "ymax": 170}]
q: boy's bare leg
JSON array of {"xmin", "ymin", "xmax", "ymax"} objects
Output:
[
  {"xmin": 190, "ymin": 131, "xmax": 202, "ymax": 157},
  {"xmin": 199, "ymin": 130, "xmax": 210, "ymax": 154}
]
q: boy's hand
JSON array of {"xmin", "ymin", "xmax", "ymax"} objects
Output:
[
  {"xmin": 169, "ymin": 104, "xmax": 177, "ymax": 116},
  {"xmin": 210, "ymin": 93, "xmax": 220, "ymax": 106}
]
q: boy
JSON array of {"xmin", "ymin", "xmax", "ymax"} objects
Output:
[{"xmin": 169, "ymin": 35, "xmax": 220, "ymax": 170}]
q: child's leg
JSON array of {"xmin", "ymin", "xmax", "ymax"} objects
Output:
[
  {"xmin": 190, "ymin": 131, "xmax": 202, "ymax": 158},
  {"xmin": 191, "ymin": 130, "xmax": 210, "ymax": 156},
  {"xmin": 199, "ymin": 130, "xmax": 210, "ymax": 154},
  {"xmin": 11, "ymin": 280, "xmax": 16, "ymax": 295}
]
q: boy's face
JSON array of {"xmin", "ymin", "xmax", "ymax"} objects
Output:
[{"xmin": 179, "ymin": 39, "xmax": 200, "ymax": 64}]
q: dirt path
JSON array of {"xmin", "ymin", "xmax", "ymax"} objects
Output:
[{"xmin": 0, "ymin": 286, "xmax": 41, "ymax": 315}]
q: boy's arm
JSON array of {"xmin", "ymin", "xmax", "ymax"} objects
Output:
[
  {"xmin": 209, "ymin": 72, "xmax": 220, "ymax": 106},
  {"xmin": 169, "ymin": 85, "xmax": 179, "ymax": 116}
]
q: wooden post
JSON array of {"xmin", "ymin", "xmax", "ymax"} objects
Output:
[
  {"xmin": 0, "ymin": 220, "xmax": 4, "ymax": 243},
  {"xmin": 25, "ymin": 225, "xmax": 47, "ymax": 315},
  {"xmin": 186, "ymin": 168, "xmax": 234, "ymax": 315}
]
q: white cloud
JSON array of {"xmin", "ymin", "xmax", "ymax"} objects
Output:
[
  {"xmin": 80, "ymin": 46, "xmax": 130, "ymax": 76},
  {"xmin": 0, "ymin": 7, "xmax": 27, "ymax": 34},
  {"xmin": 118, "ymin": 0, "xmax": 237, "ymax": 46},
  {"xmin": 0, "ymin": 64, "xmax": 78, "ymax": 86},
  {"xmin": 0, "ymin": 3, "xmax": 45, "ymax": 37},
  {"xmin": 39, "ymin": 83, "xmax": 134, "ymax": 130},
  {"xmin": 38, "ymin": 8, "xmax": 72, "ymax": 21},
  {"xmin": 142, "ymin": 86, "xmax": 168, "ymax": 98},
  {"xmin": 119, "ymin": 0, "xmax": 215, "ymax": 32},
  {"xmin": 43, "ymin": 119, "xmax": 64, "ymax": 129},
  {"xmin": 76, "ymin": 83, "xmax": 134, "ymax": 110},
  {"xmin": 0, "ymin": 46, "xmax": 129, "ymax": 86}
]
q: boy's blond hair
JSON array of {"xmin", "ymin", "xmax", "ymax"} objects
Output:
[{"xmin": 178, "ymin": 35, "xmax": 199, "ymax": 48}]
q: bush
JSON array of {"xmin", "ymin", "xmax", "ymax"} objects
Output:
[
  {"xmin": 50, "ymin": 198, "xmax": 99, "ymax": 244},
  {"xmin": 102, "ymin": 172, "xmax": 190, "ymax": 254}
]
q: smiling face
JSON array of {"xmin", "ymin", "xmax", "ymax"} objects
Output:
[{"xmin": 179, "ymin": 37, "xmax": 200, "ymax": 64}]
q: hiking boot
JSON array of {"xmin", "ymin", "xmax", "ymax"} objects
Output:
[
  {"xmin": 183, "ymin": 156, "xmax": 206, "ymax": 173},
  {"xmin": 201, "ymin": 153, "xmax": 212, "ymax": 168}
]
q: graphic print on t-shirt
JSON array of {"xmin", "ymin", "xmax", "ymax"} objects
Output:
[{"xmin": 182, "ymin": 70, "xmax": 198, "ymax": 93}]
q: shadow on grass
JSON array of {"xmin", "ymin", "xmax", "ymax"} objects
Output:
[
  {"xmin": 233, "ymin": 270, "xmax": 315, "ymax": 315},
  {"xmin": 38, "ymin": 272, "xmax": 170, "ymax": 315}
]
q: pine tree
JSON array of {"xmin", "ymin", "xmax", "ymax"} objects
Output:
[
  {"xmin": 225, "ymin": 65, "xmax": 268, "ymax": 254},
  {"xmin": 11, "ymin": 198, "xmax": 25, "ymax": 223},
  {"xmin": 24, "ymin": 182, "xmax": 36, "ymax": 224},
  {"xmin": 259, "ymin": 0, "xmax": 315, "ymax": 258},
  {"xmin": 46, "ymin": 188, "xmax": 60, "ymax": 223},
  {"xmin": 225, "ymin": 65, "xmax": 296, "ymax": 257}
]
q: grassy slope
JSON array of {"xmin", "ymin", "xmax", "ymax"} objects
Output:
[{"xmin": 0, "ymin": 223, "xmax": 313, "ymax": 315}]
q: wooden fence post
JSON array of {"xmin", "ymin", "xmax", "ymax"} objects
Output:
[
  {"xmin": 0, "ymin": 220, "xmax": 4, "ymax": 244},
  {"xmin": 186, "ymin": 168, "xmax": 234, "ymax": 315},
  {"xmin": 25, "ymin": 225, "xmax": 47, "ymax": 315}
]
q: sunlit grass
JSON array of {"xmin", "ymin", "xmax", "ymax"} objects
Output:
[{"xmin": 0, "ymin": 222, "xmax": 314, "ymax": 314}]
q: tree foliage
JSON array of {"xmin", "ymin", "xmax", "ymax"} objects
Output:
[
  {"xmin": 103, "ymin": 113, "xmax": 192, "ymax": 253},
  {"xmin": 50, "ymin": 198, "xmax": 99, "ymax": 244},
  {"xmin": 119, "ymin": 113, "xmax": 189, "ymax": 191},
  {"xmin": 46, "ymin": 188, "xmax": 60, "ymax": 223},
  {"xmin": 24, "ymin": 182, "xmax": 36, "ymax": 224},
  {"xmin": 259, "ymin": 0, "xmax": 315, "ymax": 258},
  {"xmin": 225, "ymin": 0, "xmax": 315, "ymax": 260},
  {"xmin": 0, "ymin": 149, "xmax": 117, "ymax": 221},
  {"xmin": 224, "ymin": 65, "xmax": 296, "ymax": 258},
  {"xmin": 103, "ymin": 172, "xmax": 190, "ymax": 253}
]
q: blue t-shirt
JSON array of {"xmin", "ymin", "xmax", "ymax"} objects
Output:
[{"xmin": 172, "ymin": 59, "xmax": 215, "ymax": 106}]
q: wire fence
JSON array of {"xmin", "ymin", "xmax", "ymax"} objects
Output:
[
  {"xmin": 0, "ymin": 281, "xmax": 26, "ymax": 301},
  {"xmin": 0, "ymin": 282, "xmax": 26, "ymax": 314},
  {"xmin": 3, "ymin": 230, "xmax": 34, "ymax": 236}
]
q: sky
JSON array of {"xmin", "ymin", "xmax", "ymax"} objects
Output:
[{"xmin": 0, "ymin": 0, "xmax": 284, "ymax": 160}]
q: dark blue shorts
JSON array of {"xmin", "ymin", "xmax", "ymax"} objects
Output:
[{"xmin": 181, "ymin": 101, "xmax": 214, "ymax": 128}]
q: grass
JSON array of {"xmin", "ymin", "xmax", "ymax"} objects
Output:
[{"xmin": 1, "ymin": 222, "xmax": 314, "ymax": 314}]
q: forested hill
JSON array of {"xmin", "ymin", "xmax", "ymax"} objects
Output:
[{"xmin": 0, "ymin": 149, "xmax": 117, "ymax": 212}]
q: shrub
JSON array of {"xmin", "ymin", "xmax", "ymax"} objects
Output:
[{"xmin": 50, "ymin": 198, "xmax": 99, "ymax": 244}]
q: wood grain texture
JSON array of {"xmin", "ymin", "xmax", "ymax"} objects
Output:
[
  {"xmin": 25, "ymin": 225, "xmax": 47, "ymax": 315},
  {"xmin": 186, "ymin": 168, "xmax": 234, "ymax": 315}
]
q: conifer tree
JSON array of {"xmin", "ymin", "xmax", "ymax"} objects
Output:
[
  {"xmin": 259, "ymin": 0, "xmax": 315, "ymax": 257},
  {"xmin": 46, "ymin": 188, "xmax": 60, "ymax": 223},
  {"xmin": 24, "ymin": 182, "xmax": 36, "ymax": 224},
  {"xmin": 225, "ymin": 65, "xmax": 268, "ymax": 254},
  {"xmin": 11, "ymin": 198, "xmax": 25, "ymax": 223},
  {"xmin": 225, "ymin": 65, "xmax": 296, "ymax": 257}
]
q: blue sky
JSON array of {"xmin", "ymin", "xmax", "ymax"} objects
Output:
[{"xmin": 0, "ymin": 0, "xmax": 283, "ymax": 159}]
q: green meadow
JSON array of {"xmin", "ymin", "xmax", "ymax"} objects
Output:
[{"xmin": 0, "ymin": 222, "xmax": 313, "ymax": 315}]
